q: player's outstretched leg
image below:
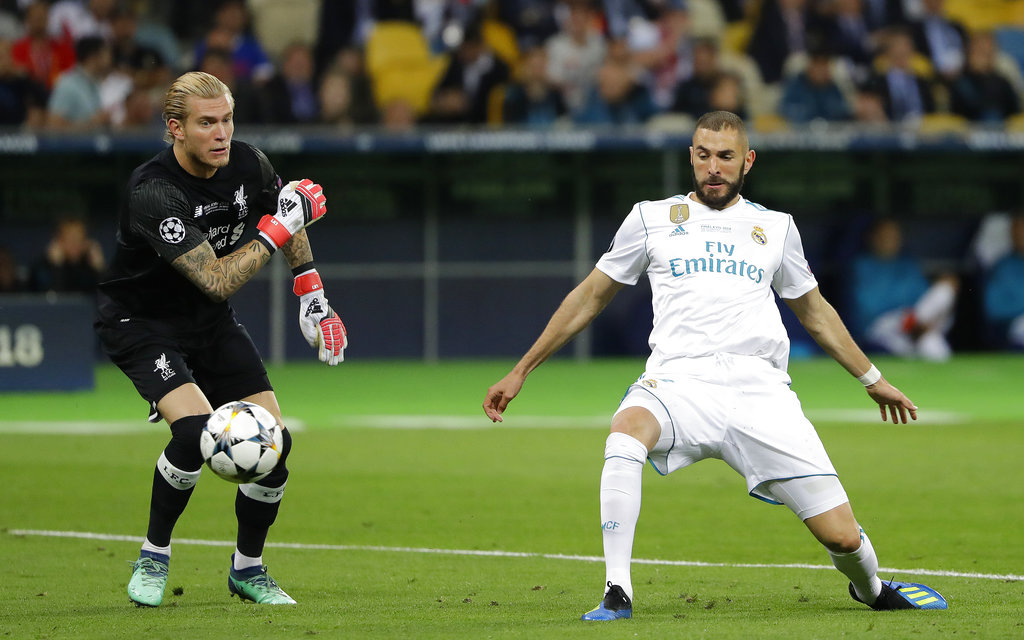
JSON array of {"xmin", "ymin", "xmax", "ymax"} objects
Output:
[
  {"xmin": 127, "ymin": 550, "xmax": 170, "ymax": 607},
  {"xmin": 581, "ymin": 582, "xmax": 633, "ymax": 621},
  {"xmin": 849, "ymin": 579, "xmax": 948, "ymax": 610}
]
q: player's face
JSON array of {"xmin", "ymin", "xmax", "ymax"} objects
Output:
[
  {"xmin": 173, "ymin": 94, "xmax": 234, "ymax": 178},
  {"xmin": 689, "ymin": 127, "xmax": 755, "ymax": 210}
]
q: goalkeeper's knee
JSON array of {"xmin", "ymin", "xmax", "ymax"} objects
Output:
[{"xmin": 157, "ymin": 414, "xmax": 209, "ymax": 489}]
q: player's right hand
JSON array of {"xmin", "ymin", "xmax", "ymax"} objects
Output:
[
  {"xmin": 865, "ymin": 378, "xmax": 918, "ymax": 424},
  {"xmin": 483, "ymin": 372, "xmax": 525, "ymax": 423},
  {"xmin": 257, "ymin": 179, "xmax": 327, "ymax": 249}
]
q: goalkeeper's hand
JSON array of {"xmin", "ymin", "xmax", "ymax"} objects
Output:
[
  {"xmin": 257, "ymin": 179, "xmax": 327, "ymax": 250},
  {"xmin": 294, "ymin": 269, "xmax": 347, "ymax": 366}
]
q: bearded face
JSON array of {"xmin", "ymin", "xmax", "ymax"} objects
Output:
[{"xmin": 689, "ymin": 126, "xmax": 753, "ymax": 210}]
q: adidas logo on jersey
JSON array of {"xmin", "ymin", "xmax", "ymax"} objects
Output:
[{"xmin": 669, "ymin": 225, "xmax": 688, "ymax": 237}]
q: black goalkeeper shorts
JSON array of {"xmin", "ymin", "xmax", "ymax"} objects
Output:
[{"xmin": 96, "ymin": 312, "xmax": 273, "ymax": 423}]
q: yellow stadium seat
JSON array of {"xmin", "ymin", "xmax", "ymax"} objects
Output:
[
  {"xmin": 487, "ymin": 83, "xmax": 507, "ymax": 125},
  {"xmin": 752, "ymin": 112, "xmax": 789, "ymax": 133},
  {"xmin": 1004, "ymin": 112, "xmax": 1024, "ymax": 132},
  {"xmin": 373, "ymin": 56, "xmax": 448, "ymax": 116},
  {"xmin": 917, "ymin": 113, "xmax": 969, "ymax": 134},
  {"xmin": 482, "ymin": 19, "xmax": 520, "ymax": 70},
  {"xmin": 722, "ymin": 22, "xmax": 752, "ymax": 54},
  {"xmin": 365, "ymin": 21, "xmax": 433, "ymax": 78}
]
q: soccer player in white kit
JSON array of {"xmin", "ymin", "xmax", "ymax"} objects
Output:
[{"xmin": 483, "ymin": 111, "xmax": 947, "ymax": 620}]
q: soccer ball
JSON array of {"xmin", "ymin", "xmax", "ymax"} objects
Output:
[{"xmin": 200, "ymin": 401, "xmax": 283, "ymax": 484}]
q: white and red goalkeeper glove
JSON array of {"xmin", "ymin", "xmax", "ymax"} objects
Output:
[
  {"xmin": 294, "ymin": 269, "xmax": 347, "ymax": 366},
  {"xmin": 258, "ymin": 179, "xmax": 327, "ymax": 250}
]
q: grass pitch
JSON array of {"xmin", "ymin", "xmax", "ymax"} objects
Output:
[{"xmin": 1, "ymin": 355, "xmax": 1022, "ymax": 638}]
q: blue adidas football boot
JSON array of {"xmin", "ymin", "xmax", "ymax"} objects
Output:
[
  {"xmin": 850, "ymin": 579, "xmax": 948, "ymax": 610},
  {"xmin": 581, "ymin": 582, "xmax": 632, "ymax": 620}
]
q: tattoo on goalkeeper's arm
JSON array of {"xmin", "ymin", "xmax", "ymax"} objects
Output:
[
  {"xmin": 280, "ymin": 228, "xmax": 314, "ymax": 269},
  {"xmin": 172, "ymin": 239, "xmax": 272, "ymax": 302}
]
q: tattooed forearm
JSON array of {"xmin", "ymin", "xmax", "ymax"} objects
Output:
[
  {"xmin": 281, "ymin": 228, "xmax": 314, "ymax": 268},
  {"xmin": 171, "ymin": 239, "xmax": 272, "ymax": 302}
]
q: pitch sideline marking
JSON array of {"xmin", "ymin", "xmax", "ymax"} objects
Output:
[
  {"xmin": 0, "ymin": 409, "xmax": 970, "ymax": 435},
  {"xmin": 8, "ymin": 528, "xmax": 1021, "ymax": 582}
]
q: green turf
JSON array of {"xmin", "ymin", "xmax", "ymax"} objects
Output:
[{"xmin": 1, "ymin": 356, "xmax": 1022, "ymax": 638}]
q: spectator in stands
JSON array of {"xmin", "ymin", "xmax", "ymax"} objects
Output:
[
  {"xmin": 429, "ymin": 18, "xmax": 510, "ymax": 124},
  {"xmin": 30, "ymin": 216, "xmax": 105, "ymax": 294},
  {"xmin": 849, "ymin": 218, "xmax": 959, "ymax": 361},
  {"xmin": 603, "ymin": 0, "xmax": 685, "ymax": 41},
  {"xmin": 813, "ymin": 0, "xmax": 874, "ymax": 85},
  {"xmin": 983, "ymin": 214, "xmax": 1024, "ymax": 349},
  {"xmin": 109, "ymin": 6, "xmax": 166, "ymax": 75},
  {"xmin": 197, "ymin": 45, "xmax": 263, "ymax": 124},
  {"xmin": 45, "ymin": 35, "xmax": 113, "ymax": 130},
  {"xmin": 330, "ymin": 46, "xmax": 378, "ymax": 125},
  {"xmin": 779, "ymin": 47, "xmax": 853, "ymax": 123},
  {"xmin": 625, "ymin": 2, "xmax": 692, "ymax": 111},
  {"xmin": 747, "ymin": 0, "xmax": 810, "ymax": 84},
  {"xmin": 497, "ymin": 0, "xmax": 559, "ymax": 51},
  {"xmin": 48, "ymin": 0, "xmax": 115, "ymax": 43},
  {"xmin": 0, "ymin": 36, "xmax": 48, "ymax": 127},
  {"xmin": 861, "ymin": 0, "xmax": 908, "ymax": 34},
  {"xmin": 852, "ymin": 84, "xmax": 888, "ymax": 124},
  {"xmin": 313, "ymin": 0, "xmax": 376, "ymax": 78},
  {"xmin": 864, "ymin": 27, "xmax": 935, "ymax": 122},
  {"xmin": 546, "ymin": 0, "xmax": 606, "ymax": 116},
  {"xmin": 503, "ymin": 44, "xmax": 567, "ymax": 126},
  {"xmin": 100, "ymin": 6, "xmax": 169, "ymax": 128},
  {"xmin": 120, "ymin": 85, "xmax": 161, "ymax": 128},
  {"xmin": 706, "ymin": 71, "xmax": 747, "ymax": 120},
  {"xmin": 671, "ymin": 37, "xmax": 723, "ymax": 119},
  {"xmin": 380, "ymin": 97, "xmax": 418, "ymax": 131},
  {"xmin": 11, "ymin": 1, "xmax": 76, "ymax": 93},
  {"xmin": 193, "ymin": 0, "xmax": 274, "ymax": 85},
  {"xmin": 950, "ymin": 31, "xmax": 1021, "ymax": 123},
  {"xmin": 910, "ymin": 0, "xmax": 966, "ymax": 82},
  {"xmin": 260, "ymin": 42, "xmax": 319, "ymax": 124},
  {"xmin": 0, "ymin": 246, "xmax": 27, "ymax": 293},
  {"xmin": 574, "ymin": 39, "xmax": 657, "ymax": 125},
  {"xmin": 317, "ymin": 69, "xmax": 358, "ymax": 128}
]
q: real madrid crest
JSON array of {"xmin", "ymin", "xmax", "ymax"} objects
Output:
[
  {"xmin": 751, "ymin": 225, "xmax": 767, "ymax": 245},
  {"xmin": 669, "ymin": 204, "xmax": 689, "ymax": 224},
  {"xmin": 641, "ymin": 379, "xmax": 658, "ymax": 389}
]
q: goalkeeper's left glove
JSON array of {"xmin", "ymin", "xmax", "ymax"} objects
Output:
[{"xmin": 294, "ymin": 268, "xmax": 347, "ymax": 366}]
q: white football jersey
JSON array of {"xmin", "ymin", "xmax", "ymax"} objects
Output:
[{"xmin": 596, "ymin": 193, "xmax": 818, "ymax": 374}]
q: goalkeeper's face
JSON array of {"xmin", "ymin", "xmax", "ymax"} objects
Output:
[
  {"xmin": 689, "ymin": 126, "xmax": 755, "ymax": 210},
  {"xmin": 177, "ymin": 95, "xmax": 234, "ymax": 175}
]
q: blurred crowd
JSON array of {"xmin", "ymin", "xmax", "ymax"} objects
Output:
[{"xmin": 0, "ymin": 0, "xmax": 1023, "ymax": 132}]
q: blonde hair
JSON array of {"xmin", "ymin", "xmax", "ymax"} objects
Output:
[{"xmin": 162, "ymin": 72, "xmax": 234, "ymax": 143}]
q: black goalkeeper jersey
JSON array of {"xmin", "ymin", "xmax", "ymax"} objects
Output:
[{"xmin": 96, "ymin": 140, "xmax": 281, "ymax": 328}]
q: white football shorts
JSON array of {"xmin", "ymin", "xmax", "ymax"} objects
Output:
[{"xmin": 615, "ymin": 353, "xmax": 845, "ymax": 512}]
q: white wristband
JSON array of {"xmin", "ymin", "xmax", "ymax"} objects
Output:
[{"xmin": 857, "ymin": 364, "xmax": 882, "ymax": 386}]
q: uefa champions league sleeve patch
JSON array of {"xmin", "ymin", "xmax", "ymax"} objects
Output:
[{"xmin": 158, "ymin": 217, "xmax": 186, "ymax": 244}]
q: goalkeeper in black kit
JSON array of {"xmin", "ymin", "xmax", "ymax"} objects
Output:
[{"xmin": 94, "ymin": 71, "xmax": 347, "ymax": 607}]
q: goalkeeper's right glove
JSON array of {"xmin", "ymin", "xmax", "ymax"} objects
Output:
[{"xmin": 257, "ymin": 179, "xmax": 327, "ymax": 250}]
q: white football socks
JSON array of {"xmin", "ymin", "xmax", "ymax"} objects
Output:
[
  {"xmin": 828, "ymin": 528, "xmax": 882, "ymax": 604},
  {"xmin": 233, "ymin": 550, "xmax": 263, "ymax": 571},
  {"xmin": 140, "ymin": 539, "xmax": 171, "ymax": 558},
  {"xmin": 600, "ymin": 432, "xmax": 648, "ymax": 601}
]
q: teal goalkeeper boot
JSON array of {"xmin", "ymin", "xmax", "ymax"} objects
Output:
[
  {"xmin": 127, "ymin": 551, "xmax": 169, "ymax": 607},
  {"xmin": 227, "ymin": 555, "xmax": 296, "ymax": 604}
]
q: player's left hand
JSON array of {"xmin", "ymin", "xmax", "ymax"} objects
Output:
[
  {"xmin": 865, "ymin": 378, "xmax": 918, "ymax": 424},
  {"xmin": 294, "ymin": 269, "xmax": 348, "ymax": 366}
]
